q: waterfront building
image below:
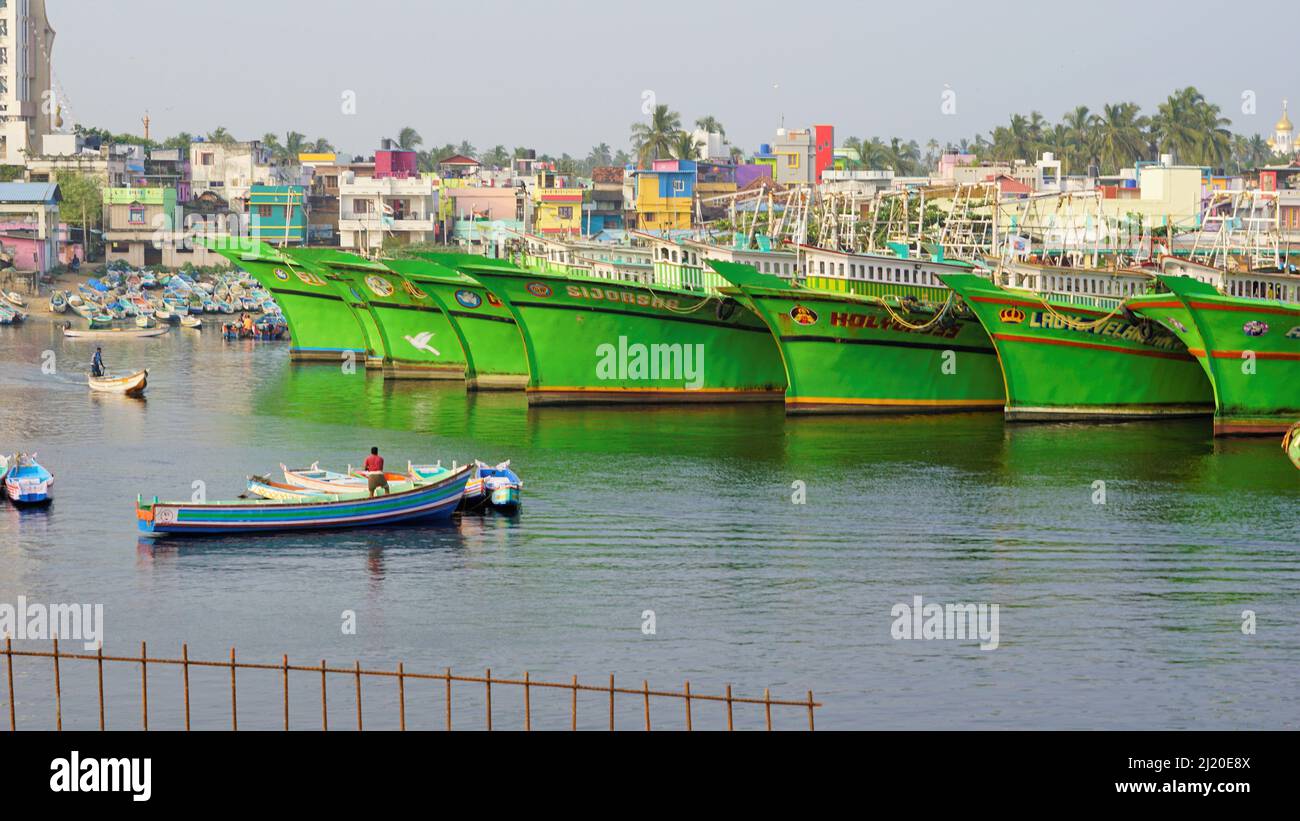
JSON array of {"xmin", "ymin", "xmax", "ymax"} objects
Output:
[
  {"xmin": 1259, "ymin": 165, "xmax": 1300, "ymax": 238},
  {"xmin": 338, "ymin": 168, "xmax": 436, "ymax": 252},
  {"xmin": 585, "ymin": 166, "xmax": 625, "ymax": 235},
  {"xmin": 25, "ymin": 135, "xmax": 130, "ymax": 188},
  {"xmin": 189, "ymin": 140, "xmax": 277, "ymax": 210},
  {"xmin": 143, "ymin": 148, "xmax": 191, "ymax": 201},
  {"xmin": 0, "ymin": 182, "xmax": 59, "ymax": 272},
  {"xmin": 632, "ymin": 159, "xmax": 695, "ymax": 232},
  {"xmin": 102, "ymin": 186, "xmax": 175, "ymax": 268},
  {"xmin": 0, "ymin": 219, "xmax": 81, "ymax": 269},
  {"xmin": 771, "ymin": 128, "xmax": 814, "ymax": 185},
  {"xmin": 531, "ymin": 170, "xmax": 583, "ymax": 235},
  {"xmin": 0, "ymin": 0, "xmax": 56, "ymax": 167},
  {"xmin": 249, "ymin": 185, "xmax": 308, "ymax": 246}
]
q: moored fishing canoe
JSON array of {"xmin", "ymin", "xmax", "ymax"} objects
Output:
[
  {"xmin": 2, "ymin": 454, "xmax": 53, "ymax": 505},
  {"xmin": 136, "ymin": 464, "xmax": 473, "ymax": 536},
  {"xmin": 64, "ymin": 326, "xmax": 168, "ymax": 340}
]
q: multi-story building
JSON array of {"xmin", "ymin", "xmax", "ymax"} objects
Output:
[
  {"xmin": 531, "ymin": 170, "xmax": 583, "ymax": 235},
  {"xmin": 585, "ymin": 166, "xmax": 625, "ymax": 235},
  {"xmin": 632, "ymin": 160, "xmax": 695, "ymax": 232},
  {"xmin": 0, "ymin": 0, "xmax": 56, "ymax": 166},
  {"xmin": 771, "ymin": 128, "xmax": 815, "ymax": 186},
  {"xmin": 25, "ymin": 135, "xmax": 131, "ymax": 188},
  {"xmin": 102, "ymin": 187, "xmax": 176, "ymax": 268},
  {"xmin": 338, "ymin": 169, "xmax": 436, "ymax": 252},
  {"xmin": 249, "ymin": 185, "xmax": 308, "ymax": 246},
  {"xmin": 189, "ymin": 140, "xmax": 276, "ymax": 210}
]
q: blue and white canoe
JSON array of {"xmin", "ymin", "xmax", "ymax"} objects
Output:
[
  {"xmin": 137, "ymin": 465, "xmax": 472, "ymax": 536},
  {"xmin": 477, "ymin": 460, "xmax": 523, "ymax": 512},
  {"xmin": 2, "ymin": 454, "xmax": 54, "ymax": 505}
]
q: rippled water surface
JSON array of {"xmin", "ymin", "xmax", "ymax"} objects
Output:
[{"xmin": 1, "ymin": 319, "xmax": 1297, "ymax": 729}]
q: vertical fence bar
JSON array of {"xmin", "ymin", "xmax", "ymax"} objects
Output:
[
  {"xmin": 320, "ymin": 660, "xmax": 328, "ymax": 732},
  {"xmin": 5, "ymin": 637, "xmax": 14, "ymax": 731},
  {"xmin": 181, "ymin": 644, "xmax": 191, "ymax": 731},
  {"xmin": 229, "ymin": 647, "xmax": 238, "ymax": 731},
  {"xmin": 807, "ymin": 691, "xmax": 815, "ymax": 731},
  {"xmin": 444, "ymin": 667, "xmax": 452, "ymax": 731},
  {"xmin": 608, "ymin": 674, "xmax": 615, "ymax": 731},
  {"xmin": 397, "ymin": 663, "xmax": 406, "ymax": 732},
  {"xmin": 52, "ymin": 638, "xmax": 62, "ymax": 731},
  {"xmin": 282, "ymin": 655, "xmax": 290, "ymax": 731},
  {"xmin": 571, "ymin": 675, "xmax": 577, "ymax": 731},
  {"xmin": 643, "ymin": 680, "xmax": 650, "ymax": 731},
  {"xmin": 523, "ymin": 672, "xmax": 531, "ymax": 731},
  {"xmin": 140, "ymin": 641, "xmax": 148, "ymax": 732},
  {"xmin": 764, "ymin": 688, "xmax": 772, "ymax": 731},
  {"xmin": 354, "ymin": 661, "xmax": 362, "ymax": 732},
  {"xmin": 726, "ymin": 684, "xmax": 734, "ymax": 731},
  {"xmin": 684, "ymin": 681, "xmax": 692, "ymax": 732},
  {"xmin": 97, "ymin": 645, "xmax": 105, "ymax": 731},
  {"xmin": 484, "ymin": 669, "xmax": 492, "ymax": 732}
]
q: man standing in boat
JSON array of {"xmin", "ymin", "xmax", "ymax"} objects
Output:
[
  {"xmin": 91, "ymin": 347, "xmax": 105, "ymax": 378},
  {"xmin": 364, "ymin": 447, "xmax": 389, "ymax": 496}
]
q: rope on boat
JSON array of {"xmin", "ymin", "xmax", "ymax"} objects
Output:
[
  {"xmin": 1031, "ymin": 292, "xmax": 1129, "ymax": 330},
  {"xmin": 875, "ymin": 292, "xmax": 956, "ymax": 331}
]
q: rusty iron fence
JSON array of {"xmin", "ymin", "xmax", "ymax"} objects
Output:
[{"xmin": 2, "ymin": 638, "xmax": 820, "ymax": 731}]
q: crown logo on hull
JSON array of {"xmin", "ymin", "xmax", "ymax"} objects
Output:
[{"xmin": 998, "ymin": 307, "xmax": 1026, "ymax": 324}]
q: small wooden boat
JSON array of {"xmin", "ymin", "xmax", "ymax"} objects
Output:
[
  {"xmin": 181, "ymin": 315, "xmax": 202, "ymax": 329},
  {"xmin": 2, "ymin": 453, "xmax": 53, "ymax": 505},
  {"xmin": 137, "ymin": 465, "xmax": 473, "ymax": 536},
  {"xmin": 0, "ymin": 305, "xmax": 22, "ymax": 325},
  {"xmin": 88, "ymin": 313, "xmax": 114, "ymax": 329},
  {"xmin": 282, "ymin": 463, "xmax": 412, "ymax": 494},
  {"xmin": 1285, "ymin": 423, "xmax": 1300, "ymax": 471},
  {"xmin": 50, "ymin": 291, "xmax": 68, "ymax": 313},
  {"xmin": 1, "ymin": 291, "xmax": 26, "ymax": 310},
  {"xmin": 88, "ymin": 369, "xmax": 149, "ymax": 397},
  {"xmin": 135, "ymin": 315, "xmax": 158, "ymax": 329},
  {"xmin": 246, "ymin": 475, "xmax": 333, "ymax": 502},
  {"xmin": 476, "ymin": 460, "xmax": 523, "ymax": 511},
  {"xmin": 409, "ymin": 461, "xmax": 484, "ymax": 507},
  {"xmin": 64, "ymin": 325, "xmax": 168, "ymax": 340}
]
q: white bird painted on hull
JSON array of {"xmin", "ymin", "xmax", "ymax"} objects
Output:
[{"xmin": 405, "ymin": 331, "xmax": 441, "ymax": 356}]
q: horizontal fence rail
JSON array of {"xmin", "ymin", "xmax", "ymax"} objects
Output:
[{"xmin": 2, "ymin": 638, "xmax": 820, "ymax": 731}]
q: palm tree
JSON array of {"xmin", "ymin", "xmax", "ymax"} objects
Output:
[
  {"xmin": 630, "ymin": 104, "xmax": 682, "ymax": 167},
  {"xmin": 162, "ymin": 132, "xmax": 194, "ymax": 151},
  {"xmin": 456, "ymin": 140, "xmax": 477, "ymax": 158},
  {"xmin": 307, "ymin": 137, "xmax": 335, "ymax": 153},
  {"xmin": 395, "ymin": 127, "xmax": 423, "ymax": 151},
  {"xmin": 586, "ymin": 142, "xmax": 613, "ymax": 169},
  {"xmin": 671, "ymin": 131, "xmax": 698, "ymax": 160},
  {"xmin": 695, "ymin": 115, "xmax": 725, "ymax": 137},
  {"xmin": 1094, "ymin": 102, "xmax": 1148, "ymax": 173},
  {"xmin": 1061, "ymin": 105, "xmax": 1097, "ymax": 171},
  {"xmin": 206, "ymin": 127, "xmax": 237, "ymax": 146}
]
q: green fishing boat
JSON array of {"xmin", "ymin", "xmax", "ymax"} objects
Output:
[
  {"xmin": 709, "ymin": 252, "xmax": 1005, "ymax": 414},
  {"xmin": 401, "ymin": 255, "xmax": 529, "ymax": 390},
  {"xmin": 208, "ymin": 241, "xmax": 370, "ymax": 364},
  {"xmin": 449, "ymin": 252, "xmax": 786, "ymax": 405},
  {"xmin": 1285, "ymin": 423, "xmax": 1300, "ymax": 469},
  {"xmin": 941, "ymin": 266, "xmax": 1213, "ymax": 421},
  {"xmin": 1128, "ymin": 263, "xmax": 1300, "ymax": 436},
  {"xmin": 281, "ymin": 248, "xmax": 467, "ymax": 380}
]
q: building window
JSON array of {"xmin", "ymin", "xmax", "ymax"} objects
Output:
[
  {"xmin": 558, "ymin": 206, "xmax": 573, "ymax": 219},
  {"xmin": 672, "ymin": 179, "xmax": 685, "ymax": 193},
  {"xmin": 354, "ymin": 199, "xmax": 370, "ymax": 214},
  {"xmin": 201, "ymin": 153, "xmax": 214, "ymax": 166},
  {"xmin": 128, "ymin": 206, "xmax": 146, "ymax": 225},
  {"xmin": 257, "ymin": 205, "xmax": 273, "ymax": 218}
]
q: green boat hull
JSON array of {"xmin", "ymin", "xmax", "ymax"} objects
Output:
[
  {"xmin": 709, "ymin": 262, "xmax": 1004, "ymax": 414},
  {"xmin": 403, "ymin": 255, "xmax": 530, "ymax": 390},
  {"xmin": 283, "ymin": 249, "xmax": 467, "ymax": 380},
  {"xmin": 459, "ymin": 264, "xmax": 786, "ymax": 405},
  {"xmin": 211, "ymin": 244, "xmax": 370, "ymax": 364},
  {"xmin": 1130, "ymin": 275, "xmax": 1300, "ymax": 436},
  {"xmin": 942, "ymin": 272, "xmax": 1213, "ymax": 421}
]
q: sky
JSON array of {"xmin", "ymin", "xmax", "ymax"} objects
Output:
[{"xmin": 52, "ymin": 0, "xmax": 1295, "ymax": 159}]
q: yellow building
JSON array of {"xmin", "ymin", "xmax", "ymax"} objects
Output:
[
  {"xmin": 532, "ymin": 172, "xmax": 583, "ymax": 235},
  {"xmin": 633, "ymin": 160, "xmax": 695, "ymax": 232}
]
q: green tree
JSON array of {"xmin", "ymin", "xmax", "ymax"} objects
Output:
[
  {"xmin": 630, "ymin": 104, "xmax": 682, "ymax": 166},
  {"xmin": 57, "ymin": 173, "xmax": 104, "ymax": 261},
  {"xmin": 694, "ymin": 115, "xmax": 725, "ymax": 137},
  {"xmin": 394, "ymin": 127, "xmax": 423, "ymax": 151}
]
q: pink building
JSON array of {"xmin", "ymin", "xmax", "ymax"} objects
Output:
[
  {"xmin": 0, "ymin": 221, "xmax": 84, "ymax": 270},
  {"xmin": 374, "ymin": 150, "xmax": 420, "ymax": 179}
]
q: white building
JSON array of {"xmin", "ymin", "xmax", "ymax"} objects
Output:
[
  {"xmin": 0, "ymin": 0, "xmax": 56, "ymax": 166},
  {"xmin": 189, "ymin": 140, "xmax": 276, "ymax": 209},
  {"xmin": 1267, "ymin": 101, "xmax": 1294, "ymax": 157},
  {"xmin": 338, "ymin": 171, "xmax": 437, "ymax": 252}
]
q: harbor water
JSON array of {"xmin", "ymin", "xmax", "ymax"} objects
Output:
[{"xmin": 1, "ymin": 318, "xmax": 1298, "ymax": 729}]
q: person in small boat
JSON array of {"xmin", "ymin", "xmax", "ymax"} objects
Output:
[
  {"xmin": 364, "ymin": 447, "xmax": 389, "ymax": 496},
  {"xmin": 91, "ymin": 347, "xmax": 105, "ymax": 378}
]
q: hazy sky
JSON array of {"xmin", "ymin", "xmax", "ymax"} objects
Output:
[{"xmin": 53, "ymin": 0, "xmax": 1293, "ymax": 158}]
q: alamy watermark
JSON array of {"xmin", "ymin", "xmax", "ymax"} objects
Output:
[
  {"xmin": 0, "ymin": 597, "xmax": 104, "ymax": 651},
  {"xmin": 595, "ymin": 336, "xmax": 705, "ymax": 390},
  {"xmin": 891, "ymin": 595, "xmax": 999, "ymax": 651}
]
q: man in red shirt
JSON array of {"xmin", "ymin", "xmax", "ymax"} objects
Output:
[{"xmin": 363, "ymin": 447, "xmax": 388, "ymax": 496}]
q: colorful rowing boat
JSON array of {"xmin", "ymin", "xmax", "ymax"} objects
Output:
[
  {"xmin": 88, "ymin": 369, "xmax": 149, "ymax": 398},
  {"xmin": 2, "ymin": 454, "xmax": 53, "ymax": 506},
  {"xmin": 136, "ymin": 465, "xmax": 473, "ymax": 536},
  {"xmin": 1284, "ymin": 423, "xmax": 1300, "ymax": 470}
]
